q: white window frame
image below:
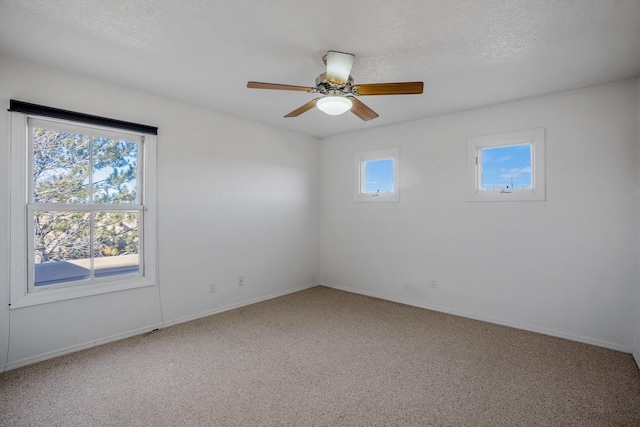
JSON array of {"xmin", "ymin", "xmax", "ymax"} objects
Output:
[
  {"xmin": 467, "ymin": 128, "xmax": 545, "ymax": 202},
  {"xmin": 9, "ymin": 112, "xmax": 158, "ymax": 308},
  {"xmin": 354, "ymin": 147, "xmax": 400, "ymax": 203}
]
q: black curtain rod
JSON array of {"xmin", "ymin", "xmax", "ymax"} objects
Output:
[{"xmin": 8, "ymin": 100, "xmax": 158, "ymax": 135}]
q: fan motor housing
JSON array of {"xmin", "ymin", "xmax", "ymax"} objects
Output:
[{"xmin": 315, "ymin": 72, "xmax": 353, "ymax": 95}]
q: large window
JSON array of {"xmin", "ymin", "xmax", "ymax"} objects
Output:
[
  {"xmin": 467, "ymin": 128, "xmax": 545, "ymax": 202},
  {"xmin": 10, "ymin": 102, "xmax": 158, "ymax": 307}
]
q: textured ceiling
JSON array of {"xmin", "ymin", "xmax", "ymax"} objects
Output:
[{"xmin": 1, "ymin": 0, "xmax": 639, "ymax": 138}]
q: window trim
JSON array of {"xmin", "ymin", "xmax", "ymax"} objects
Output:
[
  {"xmin": 467, "ymin": 128, "xmax": 545, "ymax": 202},
  {"xmin": 9, "ymin": 112, "xmax": 158, "ymax": 308},
  {"xmin": 354, "ymin": 147, "xmax": 400, "ymax": 203}
]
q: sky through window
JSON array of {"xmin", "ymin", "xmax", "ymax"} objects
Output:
[
  {"xmin": 480, "ymin": 144, "xmax": 532, "ymax": 190},
  {"xmin": 365, "ymin": 159, "xmax": 394, "ymax": 193}
]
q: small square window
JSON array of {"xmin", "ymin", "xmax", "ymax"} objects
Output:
[
  {"xmin": 467, "ymin": 128, "xmax": 545, "ymax": 201},
  {"xmin": 354, "ymin": 147, "xmax": 400, "ymax": 203}
]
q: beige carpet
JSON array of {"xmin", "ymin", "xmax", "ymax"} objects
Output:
[{"xmin": 1, "ymin": 286, "xmax": 640, "ymax": 426}]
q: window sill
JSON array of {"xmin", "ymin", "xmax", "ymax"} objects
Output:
[
  {"xmin": 9, "ymin": 278, "xmax": 156, "ymax": 309},
  {"xmin": 468, "ymin": 188, "xmax": 545, "ymax": 202},
  {"xmin": 354, "ymin": 192, "xmax": 400, "ymax": 203}
]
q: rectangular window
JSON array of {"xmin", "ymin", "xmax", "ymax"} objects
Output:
[
  {"xmin": 467, "ymin": 128, "xmax": 545, "ymax": 201},
  {"xmin": 354, "ymin": 147, "xmax": 400, "ymax": 203},
  {"xmin": 10, "ymin": 103, "xmax": 158, "ymax": 308}
]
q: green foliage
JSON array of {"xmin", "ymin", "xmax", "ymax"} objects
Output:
[
  {"xmin": 33, "ymin": 129, "xmax": 90, "ymax": 204},
  {"xmin": 33, "ymin": 128, "xmax": 140, "ymax": 265},
  {"xmin": 92, "ymin": 137, "xmax": 138, "ymax": 204},
  {"xmin": 33, "ymin": 211, "xmax": 90, "ymax": 263}
]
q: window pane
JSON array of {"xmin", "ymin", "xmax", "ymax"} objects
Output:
[
  {"xmin": 94, "ymin": 211, "xmax": 140, "ymax": 278},
  {"xmin": 480, "ymin": 144, "xmax": 532, "ymax": 190},
  {"xmin": 92, "ymin": 138, "xmax": 138, "ymax": 204},
  {"xmin": 33, "ymin": 211, "xmax": 91, "ymax": 287},
  {"xmin": 33, "ymin": 129, "xmax": 90, "ymax": 204},
  {"xmin": 365, "ymin": 159, "xmax": 394, "ymax": 193}
]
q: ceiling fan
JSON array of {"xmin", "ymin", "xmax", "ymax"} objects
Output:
[{"xmin": 247, "ymin": 51, "xmax": 423, "ymax": 121}]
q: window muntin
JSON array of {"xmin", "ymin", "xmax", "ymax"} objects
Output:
[
  {"xmin": 10, "ymin": 112, "xmax": 157, "ymax": 308},
  {"xmin": 467, "ymin": 128, "xmax": 545, "ymax": 202},
  {"xmin": 354, "ymin": 147, "xmax": 400, "ymax": 203}
]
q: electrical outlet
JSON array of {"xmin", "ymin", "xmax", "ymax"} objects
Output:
[
  {"xmin": 431, "ymin": 279, "xmax": 438, "ymax": 289},
  {"xmin": 238, "ymin": 276, "xmax": 245, "ymax": 286},
  {"xmin": 209, "ymin": 282, "xmax": 216, "ymax": 293}
]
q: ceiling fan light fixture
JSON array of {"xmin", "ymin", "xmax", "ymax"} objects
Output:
[
  {"xmin": 317, "ymin": 96, "xmax": 352, "ymax": 116},
  {"xmin": 247, "ymin": 50, "xmax": 423, "ymax": 121}
]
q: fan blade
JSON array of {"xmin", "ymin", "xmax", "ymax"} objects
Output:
[
  {"xmin": 325, "ymin": 51, "xmax": 355, "ymax": 85},
  {"xmin": 353, "ymin": 82, "xmax": 423, "ymax": 96},
  {"xmin": 350, "ymin": 97, "xmax": 379, "ymax": 121},
  {"xmin": 284, "ymin": 98, "xmax": 320, "ymax": 118},
  {"xmin": 247, "ymin": 81, "xmax": 314, "ymax": 92}
]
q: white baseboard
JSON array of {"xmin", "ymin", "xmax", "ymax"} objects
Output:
[
  {"xmin": 162, "ymin": 282, "xmax": 319, "ymax": 328},
  {"xmin": 4, "ymin": 323, "xmax": 163, "ymax": 372},
  {"xmin": 321, "ymin": 282, "xmax": 633, "ymax": 354},
  {"xmin": 3, "ymin": 282, "xmax": 320, "ymax": 372},
  {"xmin": 633, "ymin": 349, "xmax": 640, "ymax": 370}
]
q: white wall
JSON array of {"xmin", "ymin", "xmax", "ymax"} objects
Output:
[
  {"xmin": 319, "ymin": 79, "xmax": 639, "ymax": 352},
  {"xmin": 0, "ymin": 56, "xmax": 320, "ymax": 371},
  {"xmin": 635, "ymin": 77, "xmax": 640, "ymax": 367}
]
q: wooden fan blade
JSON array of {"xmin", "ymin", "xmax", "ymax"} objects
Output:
[
  {"xmin": 354, "ymin": 82, "xmax": 423, "ymax": 96},
  {"xmin": 325, "ymin": 51, "xmax": 355, "ymax": 85},
  {"xmin": 247, "ymin": 81, "xmax": 314, "ymax": 92},
  {"xmin": 284, "ymin": 98, "xmax": 319, "ymax": 118},
  {"xmin": 350, "ymin": 97, "xmax": 379, "ymax": 121}
]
